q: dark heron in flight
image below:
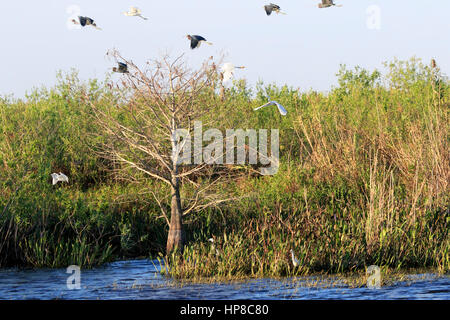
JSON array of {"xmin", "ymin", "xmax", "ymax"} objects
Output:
[
  {"xmin": 318, "ymin": 0, "xmax": 342, "ymax": 8},
  {"xmin": 264, "ymin": 3, "xmax": 286, "ymax": 16},
  {"xmin": 113, "ymin": 62, "xmax": 129, "ymax": 74},
  {"xmin": 186, "ymin": 35, "xmax": 213, "ymax": 49},
  {"xmin": 72, "ymin": 16, "xmax": 102, "ymax": 30}
]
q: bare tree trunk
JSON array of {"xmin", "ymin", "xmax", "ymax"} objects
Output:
[
  {"xmin": 94, "ymin": 52, "xmax": 234, "ymax": 256},
  {"xmin": 166, "ymin": 173, "xmax": 184, "ymax": 254}
]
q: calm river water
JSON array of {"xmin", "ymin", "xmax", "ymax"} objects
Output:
[{"xmin": 0, "ymin": 259, "xmax": 448, "ymax": 300}]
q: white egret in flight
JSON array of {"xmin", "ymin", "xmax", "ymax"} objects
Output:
[
  {"xmin": 123, "ymin": 7, "xmax": 148, "ymax": 20},
  {"xmin": 290, "ymin": 249, "xmax": 299, "ymax": 267},
  {"xmin": 220, "ymin": 63, "xmax": 245, "ymax": 83},
  {"xmin": 264, "ymin": 4, "xmax": 287, "ymax": 16},
  {"xmin": 51, "ymin": 172, "xmax": 69, "ymax": 185},
  {"xmin": 254, "ymin": 97, "xmax": 288, "ymax": 116},
  {"xmin": 71, "ymin": 16, "xmax": 102, "ymax": 30},
  {"xmin": 186, "ymin": 35, "xmax": 213, "ymax": 49},
  {"xmin": 318, "ymin": 0, "xmax": 343, "ymax": 8}
]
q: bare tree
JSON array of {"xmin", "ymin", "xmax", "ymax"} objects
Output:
[{"xmin": 90, "ymin": 50, "xmax": 241, "ymax": 255}]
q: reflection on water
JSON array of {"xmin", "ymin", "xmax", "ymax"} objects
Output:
[{"xmin": 0, "ymin": 259, "xmax": 448, "ymax": 300}]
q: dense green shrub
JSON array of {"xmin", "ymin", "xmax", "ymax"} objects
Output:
[{"xmin": 0, "ymin": 58, "xmax": 448, "ymax": 275}]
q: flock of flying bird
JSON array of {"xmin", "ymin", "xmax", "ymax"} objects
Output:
[
  {"xmin": 69, "ymin": 1, "xmax": 342, "ymax": 117},
  {"xmin": 64, "ymin": 2, "xmax": 343, "ymax": 267}
]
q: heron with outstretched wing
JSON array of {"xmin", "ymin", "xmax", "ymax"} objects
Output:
[
  {"xmin": 186, "ymin": 35, "xmax": 213, "ymax": 49},
  {"xmin": 51, "ymin": 172, "xmax": 69, "ymax": 185},
  {"xmin": 113, "ymin": 62, "xmax": 129, "ymax": 73},
  {"xmin": 264, "ymin": 3, "xmax": 287, "ymax": 16},
  {"xmin": 72, "ymin": 16, "xmax": 102, "ymax": 30},
  {"xmin": 220, "ymin": 63, "xmax": 245, "ymax": 82},
  {"xmin": 254, "ymin": 97, "xmax": 288, "ymax": 116},
  {"xmin": 123, "ymin": 7, "xmax": 148, "ymax": 20}
]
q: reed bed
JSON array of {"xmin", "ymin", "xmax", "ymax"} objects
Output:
[{"xmin": 0, "ymin": 58, "xmax": 448, "ymax": 277}]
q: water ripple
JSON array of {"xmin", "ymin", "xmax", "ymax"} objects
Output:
[{"xmin": 0, "ymin": 259, "xmax": 448, "ymax": 300}]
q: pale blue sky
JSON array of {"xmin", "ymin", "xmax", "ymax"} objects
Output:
[{"xmin": 1, "ymin": 1, "xmax": 449, "ymax": 97}]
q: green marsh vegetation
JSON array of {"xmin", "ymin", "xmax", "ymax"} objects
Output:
[{"xmin": 0, "ymin": 56, "xmax": 448, "ymax": 281}]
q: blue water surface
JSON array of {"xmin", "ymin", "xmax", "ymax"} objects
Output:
[{"xmin": 0, "ymin": 259, "xmax": 448, "ymax": 300}]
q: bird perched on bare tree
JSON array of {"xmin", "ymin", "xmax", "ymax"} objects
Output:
[
  {"xmin": 92, "ymin": 52, "xmax": 246, "ymax": 255},
  {"xmin": 123, "ymin": 6, "xmax": 148, "ymax": 20},
  {"xmin": 186, "ymin": 35, "xmax": 213, "ymax": 49},
  {"xmin": 318, "ymin": 0, "xmax": 342, "ymax": 8},
  {"xmin": 220, "ymin": 62, "xmax": 245, "ymax": 83},
  {"xmin": 264, "ymin": 3, "xmax": 287, "ymax": 16},
  {"xmin": 72, "ymin": 16, "xmax": 102, "ymax": 30},
  {"xmin": 113, "ymin": 62, "xmax": 129, "ymax": 74}
]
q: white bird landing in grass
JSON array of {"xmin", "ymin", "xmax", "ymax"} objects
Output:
[
  {"xmin": 290, "ymin": 249, "xmax": 299, "ymax": 267},
  {"xmin": 220, "ymin": 63, "xmax": 245, "ymax": 82},
  {"xmin": 318, "ymin": 0, "xmax": 343, "ymax": 8},
  {"xmin": 254, "ymin": 97, "xmax": 288, "ymax": 116},
  {"xmin": 51, "ymin": 172, "xmax": 69, "ymax": 185},
  {"xmin": 123, "ymin": 7, "xmax": 148, "ymax": 20}
]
